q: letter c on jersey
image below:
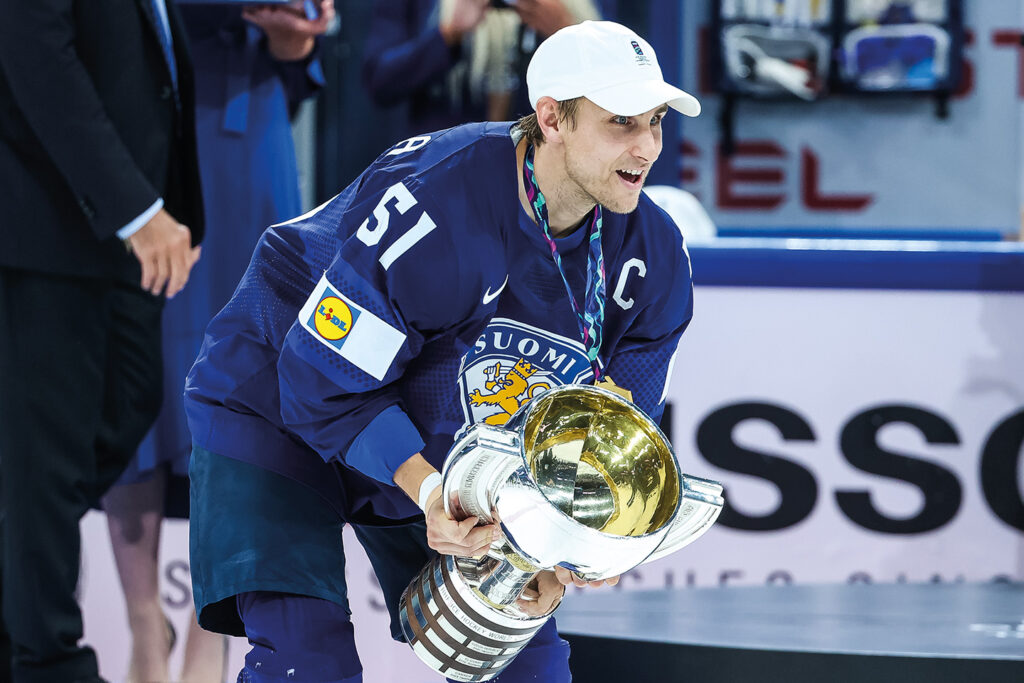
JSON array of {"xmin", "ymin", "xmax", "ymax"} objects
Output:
[{"xmin": 613, "ymin": 258, "xmax": 647, "ymax": 310}]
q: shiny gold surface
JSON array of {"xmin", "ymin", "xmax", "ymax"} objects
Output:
[{"xmin": 522, "ymin": 387, "xmax": 679, "ymax": 537}]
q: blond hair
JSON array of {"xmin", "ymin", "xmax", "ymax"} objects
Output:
[
  {"xmin": 439, "ymin": 0, "xmax": 601, "ymax": 105},
  {"xmin": 515, "ymin": 97, "xmax": 582, "ymax": 146}
]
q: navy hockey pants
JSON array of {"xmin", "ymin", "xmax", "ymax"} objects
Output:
[
  {"xmin": 188, "ymin": 446, "xmax": 571, "ymax": 682},
  {"xmin": 234, "ymin": 591, "xmax": 569, "ymax": 683}
]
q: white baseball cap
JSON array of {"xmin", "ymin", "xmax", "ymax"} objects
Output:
[{"xmin": 527, "ymin": 21, "xmax": 701, "ymax": 118}]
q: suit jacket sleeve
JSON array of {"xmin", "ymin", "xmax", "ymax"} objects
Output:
[
  {"xmin": 361, "ymin": 0, "xmax": 461, "ymax": 107},
  {"xmin": 272, "ymin": 41, "xmax": 326, "ymax": 116},
  {"xmin": 0, "ymin": 0, "xmax": 163, "ymax": 240}
]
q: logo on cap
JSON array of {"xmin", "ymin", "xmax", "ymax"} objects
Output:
[{"xmin": 630, "ymin": 40, "xmax": 651, "ymax": 66}]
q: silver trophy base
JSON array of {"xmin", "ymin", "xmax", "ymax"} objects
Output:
[{"xmin": 399, "ymin": 555, "xmax": 551, "ymax": 682}]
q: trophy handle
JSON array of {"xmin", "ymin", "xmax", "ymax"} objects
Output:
[
  {"xmin": 640, "ymin": 475, "xmax": 725, "ymax": 565},
  {"xmin": 442, "ymin": 424, "xmax": 523, "ymax": 523}
]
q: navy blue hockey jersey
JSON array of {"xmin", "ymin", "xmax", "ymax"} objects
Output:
[{"xmin": 184, "ymin": 122, "xmax": 693, "ymax": 522}]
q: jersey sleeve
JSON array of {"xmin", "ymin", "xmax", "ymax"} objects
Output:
[
  {"xmin": 604, "ymin": 238, "xmax": 694, "ymax": 424},
  {"xmin": 0, "ymin": 0, "xmax": 160, "ymax": 239},
  {"xmin": 276, "ymin": 177, "xmax": 489, "ymax": 485}
]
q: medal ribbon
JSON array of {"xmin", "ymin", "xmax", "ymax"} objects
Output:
[{"xmin": 522, "ymin": 144, "xmax": 606, "ymax": 380}]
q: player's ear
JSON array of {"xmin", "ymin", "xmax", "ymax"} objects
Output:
[{"xmin": 535, "ymin": 97, "xmax": 564, "ymax": 144}]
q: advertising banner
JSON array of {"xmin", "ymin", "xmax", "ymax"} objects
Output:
[{"xmin": 81, "ymin": 284, "xmax": 1023, "ymax": 682}]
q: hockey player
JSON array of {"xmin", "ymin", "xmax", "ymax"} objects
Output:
[{"xmin": 185, "ymin": 20, "xmax": 700, "ymax": 683}]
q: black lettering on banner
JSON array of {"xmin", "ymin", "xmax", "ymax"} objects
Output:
[
  {"xmin": 162, "ymin": 560, "xmax": 192, "ymax": 609},
  {"xmin": 847, "ymin": 572, "xmax": 872, "ymax": 584},
  {"xmin": 696, "ymin": 403, "xmax": 817, "ymax": 531},
  {"xmin": 836, "ymin": 405, "xmax": 961, "ymax": 534},
  {"xmin": 979, "ymin": 409, "xmax": 1024, "ymax": 532},
  {"xmin": 766, "ymin": 570, "xmax": 792, "ymax": 585},
  {"xmin": 718, "ymin": 569, "xmax": 743, "ymax": 586},
  {"xmin": 615, "ymin": 569, "xmax": 643, "ymax": 590}
]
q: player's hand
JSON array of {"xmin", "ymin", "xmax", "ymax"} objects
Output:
[
  {"xmin": 440, "ymin": 0, "xmax": 489, "ymax": 46},
  {"xmin": 553, "ymin": 565, "xmax": 620, "ymax": 589},
  {"xmin": 127, "ymin": 208, "xmax": 201, "ymax": 299},
  {"xmin": 517, "ymin": 570, "xmax": 565, "ymax": 616},
  {"xmin": 243, "ymin": 0, "xmax": 334, "ymax": 62},
  {"xmin": 423, "ymin": 488, "xmax": 501, "ymax": 558},
  {"xmin": 513, "ymin": 0, "xmax": 575, "ymax": 38}
]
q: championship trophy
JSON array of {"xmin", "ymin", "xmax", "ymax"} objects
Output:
[{"xmin": 399, "ymin": 384, "xmax": 724, "ymax": 681}]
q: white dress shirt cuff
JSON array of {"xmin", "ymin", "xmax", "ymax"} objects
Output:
[{"xmin": 117, "ymin": 198, "xmax": 164, "ymax": 241}]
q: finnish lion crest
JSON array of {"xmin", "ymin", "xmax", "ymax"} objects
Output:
[
  {"xmin": 458, "ymin": 318, "xmax": 592, "ymax": 429},
  {"xmin": 468, "ymin": 358, "xmax": 551, "ymax": 425}
]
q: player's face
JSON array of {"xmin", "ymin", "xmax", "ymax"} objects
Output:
[{"xmin": 561, "ymin": 99, "xmax": 667, "ymax": 214}]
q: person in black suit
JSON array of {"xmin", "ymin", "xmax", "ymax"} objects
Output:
[{"xmin": 0, "ymin": 1, "xmax": 204, "ymax": 681}]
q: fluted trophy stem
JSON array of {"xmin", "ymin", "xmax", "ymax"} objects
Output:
[{"xmin": 470, "ymin": 552, "xmax": 540, "ymax": 607}]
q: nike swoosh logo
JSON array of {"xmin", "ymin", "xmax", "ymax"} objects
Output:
[{"xmin": 482, "ymin": 275, "xmax": 508, "ymax": 305}]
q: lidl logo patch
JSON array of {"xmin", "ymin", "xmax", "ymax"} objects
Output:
[
  {"xmin": 299, "ymin": 274, "xmax": 405, "ymax": 381},
  {"xmin": 305, "ymin": 286, "xmax": 361, "ymax": 352},
  {"xmin": 314, "ymin": 296, "xmax": 354, "ymax": 341}
]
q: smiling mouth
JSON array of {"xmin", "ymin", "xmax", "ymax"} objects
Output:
[{"xmin": 616, "ymin": 168, "xmax": 644, "ymax": 187}]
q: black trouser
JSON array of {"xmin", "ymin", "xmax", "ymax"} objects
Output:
[{"xmin": 0, "ymin": 267, "xmax": 163, "ymax": 683}]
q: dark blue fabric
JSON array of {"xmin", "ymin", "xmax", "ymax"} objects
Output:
[
  {"xmin": 190, "ymin": 448, "xmax": 570, "ymax": 682},
  {"xmin": 345, "ymin": 405, "xmax": 425, "ymax": 485},
  {"xmin": 352, "ymin": 523, "xmax": 571, "ymax": 681},
  {"xmin": 189, "ymin": 445, "xmax": 350, "ymax": 637},
  {"xmin": 360, "ymin": 1, "xmax": 547, "ymax": 137},
  {"xmin": 688, "ymin": 239, "xmax": 1024, "ymax": 292},
  {"xmin": 232, "ymin": 592, "xmax": 569, "ymax": 683},
  {"xmin": 350, "ymin": 522, "xmax": 569, "ymax": 681},
  {"xmin": 185, "ymin": 123, "xmax": 693, "ymax": 521},
  {"xmin": 235, "ymin": 592, "xmax": 363, "ymax": 683},
  {"xmin": 488, "ymin": 619, "xmax": 571, "ymax": 682},
  {"xmin": 349, "ymin": 521, "xmax": 435, "ymax": 642},
  {"xmin": 361, "ymin": 0, "xmax": 479, "ymax": 138},
  {"xmin": 116, "ymin": 6, "xmax": 322, "ymax": 497}
]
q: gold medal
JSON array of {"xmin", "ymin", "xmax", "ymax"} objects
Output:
[{"xmin": 594, "ymin": 375, "xmax": 632, "ymax": 402}]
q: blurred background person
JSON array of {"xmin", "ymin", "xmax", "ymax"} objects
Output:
[
  {"xmin": 362, "ymin": 0, "xmax": 600, "ymax": 139},
  {"xmin": 100, "ymin": 2, "xmax": 333, "ymax": 681},
  {"xmin": 0, "ymin": 1, "xmax": 204, "ymax": 681}
]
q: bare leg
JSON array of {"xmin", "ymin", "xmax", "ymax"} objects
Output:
[
  {"xmin": 179, "ymin": 608, "xmax": 228, "ymax": 683},
  {"xmin": 103, "ymin": 470, "xmax": 172, "ymax": 683}
]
